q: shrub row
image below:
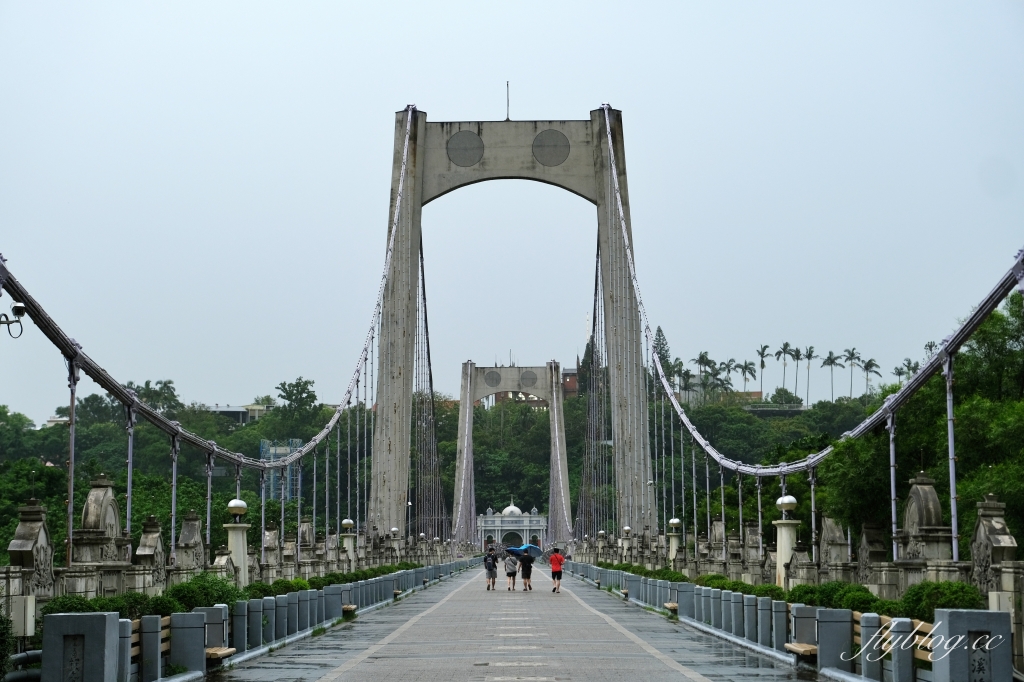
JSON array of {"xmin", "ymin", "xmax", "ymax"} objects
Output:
[
  {"xmin": 593, "ymin": 566, "xmax": 983, "ymax": 622},
  {"xmin": 596, "ymin": 562, "xmax": 688, "ymax": 583},
  {"xmin": 41, "ymin": 562, "xmax": 425, "ymax": 620},
  {"xmin": 786, "ymin": 580, "xmax": 984, "ymax": 622}
]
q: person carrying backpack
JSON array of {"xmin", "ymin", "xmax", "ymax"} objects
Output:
[
  {"xmin": 483, "ymin": 548, "xmax": 498, "ymax": 591},
  {"xmin": 549, "ymin": 547, "xmax": 565, "ymax": 593}
]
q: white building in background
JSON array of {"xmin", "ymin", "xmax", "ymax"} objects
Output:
[{"xmin": 477, "ymin": 499, "xmax": 546, "ymax": 550}]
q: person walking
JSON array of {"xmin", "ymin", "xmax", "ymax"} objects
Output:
[
  {"xmin": 504, "ymin": 552, "xmax": 519, "ymax": 591},
  {"xmin": 483, "ymin": 548, "xmax": 498, "ymax": 591},
  {"xmin": 549, "ymin": 547, "xmax": 564, "ymax": 593},
  {"xmin": 518, "ymin": 552, "xmax": 534, "ymax": 591}
]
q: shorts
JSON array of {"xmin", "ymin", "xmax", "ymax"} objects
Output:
[
  {"xmin": 551, "ymin": 570, "xmax": 562, "ymax": 580},
  {"xmin": 485, "ymin": 569, "xmax": 497, "ymax": 579},
  {"xmin": 506, "ymin": 571, "xmax": 517, "ymax": 578},
  {"xmin": 521, "ymin": 568, "xmax": 532, "ymax": 579}
]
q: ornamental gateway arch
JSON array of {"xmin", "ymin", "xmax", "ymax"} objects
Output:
[{"xmin": 368, "ymin": 107, "xmax": 654, "ymax": 548}]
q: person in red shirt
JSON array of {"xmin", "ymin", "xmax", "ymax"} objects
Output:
[{"xmin": 548, "ymin": 547, "xmax": 565, "ymax": 593}]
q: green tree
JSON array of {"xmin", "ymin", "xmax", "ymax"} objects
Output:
[
  {"xmin": 842, "ymin": 348, "xmax": 862, "ymax": 398},
  {"xmin": 804, "ymin": 347, "xmax": 818, "ymax": 405},
  {"xmin": 862, "ymin": 358, "xmax": 882, "ymax": 394},
  {"xmin": 653, "ymin": 327, "xmax": 672, "ymax": 374},
  {"xmin": 775, "ymin": 343, "xmax": 793, "ymax": 394},
  {"xmin": 755, "ymin": 345, "xmax": 770, "ymax": 397},
  {"xmin": 791, "ymin": 347, "xmax": 804, "ymax": 400},
  {"xmin": 739, "ymin": 361, "xmax": 757, "ymax": 394},
  {"xmin": 821, "ymin": 351, "xmax": 845, "ymax": 402}
]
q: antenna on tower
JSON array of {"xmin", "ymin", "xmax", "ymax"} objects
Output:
[{"xmin": 506, "ymin": 81, "xmax": 510, "ymax": 121}]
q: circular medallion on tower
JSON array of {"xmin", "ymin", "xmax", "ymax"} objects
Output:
[
  {"xmin": 447, "ymin": 130, "xmax": 484, "ymax": 167},
  {"xmin": 484, "ymin": 370, "xmax": 502, "ymax": 387},
  {"xmin": 520, "ymin": 370, "xmax": 538, "ymax": 388},
  {"xmin": 532, "ymin": 129, "xmax": 570, "ymax": 167}
]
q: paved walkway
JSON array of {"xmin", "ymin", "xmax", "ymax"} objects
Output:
[{"xmin": 213, "ymin": 568, "xmax": 818, "ymax": 682}]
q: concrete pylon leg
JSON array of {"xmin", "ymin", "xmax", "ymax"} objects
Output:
[
  {"xmin": 547, "ymin": 361, "xmax": 573, "ymax": 544},
  {"xmin": 451, "ymin": 362, "xmax": 477, "ymax": 543},
  {"xmin": 370, "ymin": 107, "xmax": 426, "ymax": 538},
  {"xmin": 594, "ymin": 108, "xmax": 654, "ymax": 536}
]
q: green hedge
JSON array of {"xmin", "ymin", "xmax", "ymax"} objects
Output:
[
  {"xmin": 40, "ymin": 592, "xmax": 185, "ymax": 619},
  {"xmin": 595, "ymin": 562, "xmax": 688, "ymax": 583},
  {"xmin": 38, "ymin": 561, "xmax": 427, "ymax": 620},
  {"xmin": 593, "ymin": 569, "xmax": 982, "ymax": 623},
  {"xmin": 307, "ymin": 563, "xmax": 422, "ymax": 590},
  {"xmin": 783, "ymin": 580, "xmax": 983, "ymax": 621}
]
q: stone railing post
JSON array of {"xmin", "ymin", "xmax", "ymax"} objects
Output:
[
  {"xmin": 275, "ymin": 595, "xmax": 288, "ymax": 640},
  {"xmin": 262, "ymin": 596, "xmax": 276, "ymax": 644},
  {"xmin": 288, "ymin": 591, "xmax": 300, "ymax": 634},
  {"xmin": 887, "ymin": 618, "xmax": 914, "ymax": 682},
  {"xmin": 297, "ymin": 590, "xmax": 309, "ymax": 631},
  {"xmin": 118, "ymin": 618, "xmax": 132, "ymax": 682},
  {"xmin": 731, "ymin": 592, "xmax": 743, "ymax": 636},
  {"xmin": 743, "ymin": 595, "xmax": 756, "ymax": 641},
  {"xmin": 41, "ymin": 612, "xmax": 119, "ymax": 682},
  {"xmin": 756, "ymin": 597, "xmax": 771, "ymax": 646},
  {"xmin": 792, "ymin": 605, "xmax": 816, "ymax": 645},
  {"xmin": 317, "ymin": 589, "xmax": 325, "ymax": 624},
  {"xmin": 677, "ymin": 582, "xmax": 694, "ymax": 618},
  {"xmin": 325, "ymin": 585, "xmax": 342, "ymax": 620},
  {"xmin": 932, "ymin": 609, "xmax": 1013, "ymax": 682},
  {"xmin": 169, "ymin": 612, "xmax": 206, "ymax": 673},
  {"xmin": 247, "ymin": 598, "xmax": 263, "ymax": 649},
  {"xmin": 233, "ymin": 600, "xmax": 248, "ymax": 652},
  {"xmin": 859, "ymin": 612, "xmax": 882, "ymax": 681},
  {"xmin": 140, "ymin": 614, "xmax": 162, "ymax": 682},
  {"xmin": 815, "ymin": 608, "xmax": 853, "ymax": 673},
  {"xmin": 710, "ymin": 589, "xmax": 723, "ymax": 628},
  {"xmin": 771, "ymin": 601, "xmax": 788, "ymax": 652},
  {"xmin": 720, "ymin": 590, "xmax": 733, "ymax": 631}
]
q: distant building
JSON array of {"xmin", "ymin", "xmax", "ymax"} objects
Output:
[
  {"xmin": 204, "ymin": 403, "xmax": 275, "ymax": 425},
  {"xmin": 562, "ymin": 367, "xmax": 578, "ymax": 398},
  {"xmin": 42, "ymin": 416, "xmax": 69, "ymax": 428},
  {"xmin": 478, "ymin": 500, "xmax": 547, "ymax": 550}
]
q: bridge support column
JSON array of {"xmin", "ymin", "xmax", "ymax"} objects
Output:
[
  {"xmin": 451, "ymin": 362, "xmax": 477, "ymax": 544},
  {"xmin": 594, "ymin": 108, "xmax": 655, "ymax": 537},
  {"xmin": 370, "ymin": 107, "xmax": 427, "ymax": 539}
]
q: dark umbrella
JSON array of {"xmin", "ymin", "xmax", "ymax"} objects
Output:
[{"xmin": 520, "ymin": 544, "xmax": 543, "ymax": 558}]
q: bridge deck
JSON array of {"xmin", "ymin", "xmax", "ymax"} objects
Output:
[{"xmin": 216, "ymin": 568, "xmax": 814, "ymax": 682}]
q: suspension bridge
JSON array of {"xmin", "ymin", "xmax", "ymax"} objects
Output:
[{"xmin": 1, "ymin": 104, "xmax": 1021, "ymax": 681}]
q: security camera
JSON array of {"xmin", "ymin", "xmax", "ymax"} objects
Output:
[{"xmin": 11, "ymin": 301, "xmax": 26, "ymax": 319}]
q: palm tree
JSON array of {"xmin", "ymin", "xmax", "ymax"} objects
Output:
[
  {"xmin": 679, "ymin": 369, "xmax": 695, "ymax": 404},
  {"xmin": 739, "ymin": 361, "xmax": 757, "ymax": 393},
  {"xmin": 893, "ymin": 366, "xmax": 906, "ymax": 386},
  {"xmin": 842, "ymin": 348, "xmax": 862, "ymax": 398},
  {"xmin": 804, "ymin": 346, "xmax": 818, "ymax": 405},
  {"xmin": 775, "ymin": 342, "xmax": 793, "ymax": 393},
  {"xmin": 862, "ymin": 358, "xmax": 881, "ymax": 394},
  {"xmin": 820, "ymin": 351, "xmax": 845, "ymax": 401},
  {"xmin": 791, "ymin": 347, "xmax": 804, "ymax": 400},
  {"xmin": 755, "ymin": 345, "xmax": 770, "ymax": 398},
  {"xmin": 902, "ymin": 357, "xmax": 919, "ymax": 380},
  {"xmin": 719, "ymin": 358, "xmax": 737, "ymax": 388}
]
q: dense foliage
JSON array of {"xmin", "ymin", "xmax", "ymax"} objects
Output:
[{"xmin": 1, "ymin": 290, "xmax": 1021, "ymax": 571}]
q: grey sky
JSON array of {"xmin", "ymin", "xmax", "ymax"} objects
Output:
[{"xmin": 1, "ymin": 3, "xmax": 1022, "ymax": 426}]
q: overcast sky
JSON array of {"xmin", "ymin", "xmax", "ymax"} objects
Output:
[{"xmin": 1, "ymin": 3, "xmax": 1022, "ymax": 426}]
